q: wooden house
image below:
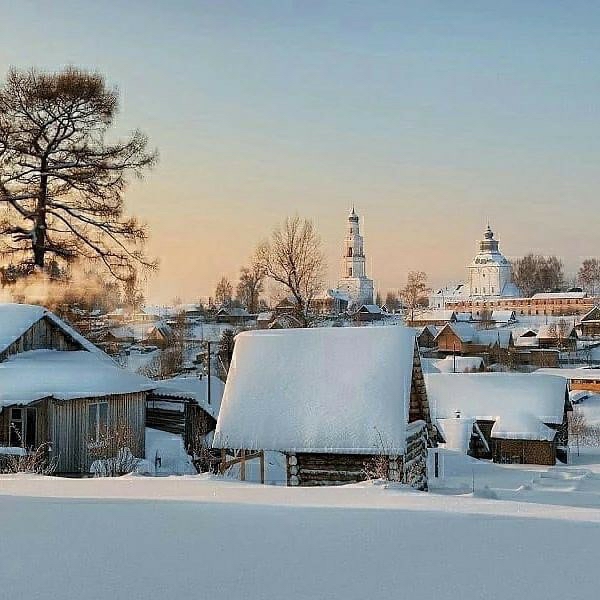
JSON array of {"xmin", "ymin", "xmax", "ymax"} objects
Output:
[
  {"xmin": 216, "ymin": 306, "xmax": 253, "ymax": 325},
  {"xmin": 352, "ymin": 304, "xmax": 384, "ymax": 322},
  {"xmin": 537, "ymin": 323, "xmax": 578, "ymax": 350},
  {"xmin": 311, "ymin": 289, "xmax": 350, "ymax": 316},
  {"xmin": 580, "ymin": 306, "xmax": 600, "ymax": 338},
  {"xmin": 414, "ymin": 325, "xmax": 438, "ymax": 349},
  {"xmin": 147, "ymin": 375, "xmax": 225, "ymax": 464},
  {"xmin": 409, "ymin": 310, "xmax": 457, "ymax": 327},
  {"xmin": 426, "ymin": 373, "xmax": 570, "ymax": 465},
  {"xmin": 213, "ymin": 326, "xmax": 434, "ymax": 489},
  {"xmin": 535, "ymin": 368, "xmax": 600, "ymax": 393},
  {"xmin": 434, "ymin": 323, "xmax": 513, "ymax": 360},
  {"xmin": 0, "ymin": 304, "xmax": 153, "ymax": 474}
]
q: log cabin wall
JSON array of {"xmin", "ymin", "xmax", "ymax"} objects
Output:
[
  {"xmin": 0, "ymin": 316, "xmax": 84, "ymax": 362},
  {"xmin": 288, "ymin": 452, "xmax": 373, "ymax": 487},
  {"xmin": 49, "ymin": 392, "xmax": 147, "ymax": 474},
  {"xmin": 409, "ymin": 344, "xmax": 434, "ymax": 440},
  {"xmin": 492, "ymin": 439, "xmax": 556, "ymax": 465}
]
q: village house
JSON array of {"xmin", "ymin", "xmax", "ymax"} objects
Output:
[
  {"xmin": 352, "ymin": 304, "xmax": 384, "ymax": 322},
  {"xmin": 413, "ymin": 325, "xmax": 438, "ymax": 349},
  {"xmin": 213, "ymin": 326, "xmax": 434, "ymax": 489},
  {"xmin": 579, "ymin": 306, "xmax": 600, "ymax": 338},
  {"xmin": 409, "ymin": 310, "xmax": 457, "ymax": 327},
  {"xmin": 147, "ymin": 375, "xmax": 225, "ymax": 465},
  {"xmin": 311, "ymin": 289, "xmax": 350, "ymax": 316},
  {"xmin": 426, "ymin": 373, "xmax": 570, "ymax": 465},
  {"xmin": 535, "ymin": 368, "xmax": 600, "ymax": 393},
  {"xmin": 215, "ymin": 306, "xmax": 253, "ymax": 325},
  {"xmin": 434, "ymin": 322, "xmax": 513, "ymax": 362},
  {"xmin": 0, "ymin": 304, "xmax": 154, "ymax": 474},
  {"xmin": 536, "ymin": 323, "xmax": 578, "ymax": 351}
]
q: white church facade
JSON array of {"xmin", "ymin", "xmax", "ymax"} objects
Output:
[
  {"xmin": 335, "ymin": 208, "xmax": 374, "ymax": 308},
  {"xmin": 430, "ymin": 224, "xmax": 520, "ymax": 309}
]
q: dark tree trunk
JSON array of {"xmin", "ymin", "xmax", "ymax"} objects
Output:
[{"xmin": 33, "ymin": 164, "xmax": 48, "ymax": 269}]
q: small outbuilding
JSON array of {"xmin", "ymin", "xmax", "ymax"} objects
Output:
[
  {"xmin": 0, "ymin": 304, "xmax": 153, "ymax": 474},
  {"xmin": 213, "ymin": 326, "xmax": 434, "ymax": 488},
  {"xmin": 425, "ymin": 373, "xmax": 570, "ymax": 465}
]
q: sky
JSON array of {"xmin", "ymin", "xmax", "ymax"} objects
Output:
[{"xmin": 1, "ymin": 1, "xmax": 600, "ymax": 303}]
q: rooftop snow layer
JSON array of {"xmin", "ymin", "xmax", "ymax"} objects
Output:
[
  {"xmin": 425, "ymin": 373, "xmax": 567, "ymax": 440},
  {"xmin": 0, "ymin": 303, "xmax": 105, "ymax": 358},
  {"xmin": 214, "ymin": 326, "xmax": 417, "ymax": 453},
  {"xmin": 152, "ymin": 376, "xmax": 225, "ymax": 419},
  {"xmin": 0, "ymin": 350, "xmax": 154, "ymax": 407}
]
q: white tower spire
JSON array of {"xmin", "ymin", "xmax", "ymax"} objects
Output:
[{"xmin": 337, "ymin": 208, "xmax": 374, "ymax": 307}]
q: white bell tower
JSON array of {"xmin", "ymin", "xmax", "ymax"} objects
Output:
[{"xmin": 337, "ymin": 207, "xmax": 374, "ymax": 307}]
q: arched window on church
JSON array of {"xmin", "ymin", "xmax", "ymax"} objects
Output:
[
  {"xmin": 348, "ymin": 267, "xmax": 352, "ymax": 277},
  {"xmin": 348, "ymin": 247, "xmax": 353, "ymax": 257}
]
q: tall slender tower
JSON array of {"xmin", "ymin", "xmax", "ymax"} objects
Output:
[{"xmin": 337, "ymin": 208, "xmax": 374, "ymax": 307}]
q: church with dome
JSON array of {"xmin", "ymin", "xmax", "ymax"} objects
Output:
[
  {"xmin": 430, "ymin": 224, "xmax": 520, "ymax": 308},
  {"xmin": 467, "ymin": 224, "xmax": 520, "ymax": 298},
  {"xmin": 335, "ymin": 208, "xmax": 374, "ymax": 308}
]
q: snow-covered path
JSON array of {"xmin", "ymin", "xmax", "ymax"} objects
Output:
[{"xmin": 1, "ymin": 476, "xmax": 599, "ymax": 600}]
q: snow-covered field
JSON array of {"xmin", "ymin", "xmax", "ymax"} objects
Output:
[{"xmin": 1, "ymin": 473, "xmax": 599, "ymax": 600}]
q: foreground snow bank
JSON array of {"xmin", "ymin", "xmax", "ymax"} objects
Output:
[{"xmin": 0, "ymin": 476, "xmax": 600, "ymax": 600}]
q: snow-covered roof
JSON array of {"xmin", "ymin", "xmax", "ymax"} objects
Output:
[
  {"xmin": 357, "ymin": 304, "xmax": 383, "ymax": 314},
  {"xmin": 412, "ymin": 310, "xmax": 456, "ymax": 322},
  {"xmin": 531, "ymin": 292, "xmax": 587, "ymax": 300},
  {"xmin": 107, "ymin": 326, "xmax": 136, "ymax": 340},
  {"xmin": 257, "ymin": 311, "xmax": 273, "ymax": 322},
  {"xmin": 491, "ymin": 310, "xmax": 516, "ymax": 322},
  {"xmin": 151, "ymin": 376, "xmax": 225, "ymax": 419},
  {"xmin": 0, "ymin": 350, "xmax": 154, "ymax": 407},
  {"xmin": 421, "ymin": 356, "xmax": 484, "ymax": 374},
  {"xmin": 437, "ymin": 417, "xmax": 475, "ymax": 452},
  {"xmin": 491, "ymin": 414, "xmax": 557, "ymax": 441},
  {"xmin": 581, "ymin": 305, "xmax": 600, "ymax": 322},
  {"xmin": 537, "ymin": 324, "xmax": 577, "ymax": 339},
  {"xmin": 435, "ymin": 323, "xmax": 512, "ymax": 348},
  {"xmin": 425, "ymin": 373, "xmax": 567, "ymax": 440},
  {"xmin": 0, "ymin": 303, "xmax": 105, "ymax": 358},
  {"xmin": 214, "ymin": 326, "xmax": 418, "ymax": 454},
  {"xmin": 534, "ymin": 368, "xmax": 600, "ymax": 381},
  {"xmin": 217, "ymin": 307, "xmax": 251, "ymax": 318},
  {"xmin": 475, "ymin": 329, "xmax": 513, "ymax": 349},
  {"xmin": 436, "ymin": 322, "xmax": 476, "ymax": 342}
]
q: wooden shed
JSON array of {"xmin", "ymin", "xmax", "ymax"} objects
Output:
[
  {"xmin": 426, "ymin": 373, "xmax": 570, "ymax": 465},
  {"xmin": 213, "ymin": 326, "xmax": 434, "ymax": 489},
  {"xmin": 0, "ymin": 304, "xmax": 153, "ymax": 474}
]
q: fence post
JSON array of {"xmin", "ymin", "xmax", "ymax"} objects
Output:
[{"xmin": 260, "ymin": 451, "xmax": 265, "ymax": 484}]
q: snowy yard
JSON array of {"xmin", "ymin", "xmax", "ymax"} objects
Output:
[{"xmin": 1, "ymin": 474, "xmax": 600, "ymax": 600}]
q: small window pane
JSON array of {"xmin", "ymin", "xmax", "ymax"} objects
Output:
[
  {"xmin": 99, "ymin": 403, "xmax": 108, "ymax": 433},
  {"xmin": 88, "ymin": 404, "xmax": 98, "ymax": 441}
]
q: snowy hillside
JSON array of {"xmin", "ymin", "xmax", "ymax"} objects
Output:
[{"xmin": 1, "ymin": 475, "xmax": 599, "ymax": 600}]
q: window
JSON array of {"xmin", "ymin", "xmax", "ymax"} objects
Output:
[
  {"xmin": 9, "ymin": 407, "xmax": 37, "ymax": 448},
  {"xmin": 347, "ymin": 247, "xmax": 353, "ymax": 257},
  {"xmin": 348, "ymin": 267, "xmax": 352, "ymax": 277},
  {"xmin": 88, "ymin": 402, "xmax": 108, "ymax": 443}
]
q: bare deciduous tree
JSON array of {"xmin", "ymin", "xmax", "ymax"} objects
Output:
[
  {"xmin": 400, "ymin": 271, "xmax": 430, "ymax": 324},
  {"xmin": 214, "ymin": 276, "xmax": 233, "ymax": 307},
  {"xmin": 578, "ymin": 258, "xmax": 600, "ymax": 295},
  {"xmin": 547, "ymin": 318, "xmax": 572, "ymax": 350},
  {"xmin": 236, "ymin": 262, "xmax": 264, "ymax": 313},
  {"xmin": 0, "ymin": 66, "xmax": 157, "ymax": 280},
  {"xmin": 255, "ymin": 216, "xmax": 325, "ymax": 327},
  {"xmin": 512, "ymin": 254, "xmax": 564, "ymax": 297}
]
